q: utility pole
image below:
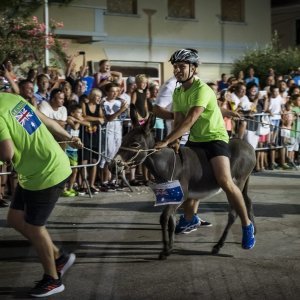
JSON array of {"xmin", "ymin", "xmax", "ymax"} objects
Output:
[
  {"xmin": 143, "ymin": 9, "xmax": 157, "ymax": 62},
  {"xmin": 44, "ymin": 0, "xmax": 49, "ymax": 67}
]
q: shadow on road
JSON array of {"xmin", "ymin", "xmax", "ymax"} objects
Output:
[{"xmin": 55, "ymin": 201, "xmax": 300, "ymax": 218}]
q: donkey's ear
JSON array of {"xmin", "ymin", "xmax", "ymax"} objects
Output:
[
  {"xmin": 144, "ymin": 113, "xmax": 156, "ymax": 133},
  {"xmin": 129, "ymin": 103, "xmax": 139, "ymax": 127}
]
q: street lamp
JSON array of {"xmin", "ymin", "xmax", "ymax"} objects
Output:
[
  {"xmin": 143, "ymin": 9, "xmax": 157, "ymax": 61},
  {"xmin": 44, "ymin": 0, "xmax": 49, "ymax": 67}
]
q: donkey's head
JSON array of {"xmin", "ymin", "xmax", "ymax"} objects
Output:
[{"xmin": 113, "ymin": 104, "xmax": 156, "ymax": 172}]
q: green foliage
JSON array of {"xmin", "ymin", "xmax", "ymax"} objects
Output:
[
  {"xmin": 0, "ymin": 0, "xmax": 72, "ymax": 72},
  {"xmin": 0, "ymin": 15, "xmax": 68, "ymax": 70},
  {"xmin": 231, "ymin": 32, "xmax": 300, "ymax": 85}
]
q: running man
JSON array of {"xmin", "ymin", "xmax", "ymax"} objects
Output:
[{"xmin": 0, "ymin": 92, "xmax": 82, "ymax": 297}]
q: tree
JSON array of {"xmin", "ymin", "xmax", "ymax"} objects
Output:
[
  {"xmin": 231, "ymin": 32, "xmax": 300, "ymax": 86},
  {"xmin": 0, "ymin": 15, "xmax": 67, "ymax": 68},
  {"xmin": 0, "ymin": 0, "xmax": 73, "ymax": 70}
]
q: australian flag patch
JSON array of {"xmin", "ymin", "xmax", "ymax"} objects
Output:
[{"xmin": 11, "ymin": 102, "xmax": 41, "ymax": 135}]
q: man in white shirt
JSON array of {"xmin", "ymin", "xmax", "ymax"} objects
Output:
[{"xmin": 39, "ymin": 89, "xmax": 67, "ymax": 128}]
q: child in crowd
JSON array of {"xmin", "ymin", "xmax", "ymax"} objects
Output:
[
  {"xmin": 63, "ymin": 104, "xmax": 91, "ymax": 197},
  {"xmin": 229, "ymin": 82, "xmax": 249, "ymax": 138},
  {"xmin": 131, "ymin": 74, "xmax": 149, "ymax": 124},
  {"xmin": 255, "ymin": 91, "xmax": 270, "ymax": 172},
  {"xmin": 268, "ymin": 85, "xmax": 284, "ymax": 146},
  {"xmin": 289, "ymin": 94, "xmax": 300, "ymax": 165},
  {"xmin": 94, "ymin": 59, "xmax": 122, "ymax": 94},
  {"xmin": 130, "ymin": 74, "xmax": 150, "ymax": 185},
  {"xmin": 147, "ymin": 83, "xmax": 165, "ymax": 141},
  {"xmin": 100, "ymin": 83, "xmax": 128, "ymax": 191},
  {"xmin": 281, "ymin": 101, "xmax": 294, "ymax": 168},
  {"xmin": 61, "ymin": 81, "xmax": 79, "ymax": 111},
  {"xmin": 218, "ymin": 89, "xmax": 233, "ymax": 137}
]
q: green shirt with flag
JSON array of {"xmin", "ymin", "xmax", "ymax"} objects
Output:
[{"xmin": 0, "ymin": 93, "xmax": 71, "ymax": 190}]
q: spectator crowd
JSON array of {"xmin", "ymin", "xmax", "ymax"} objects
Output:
[{"xmin": 1, "ymin": 53, "xmax": 300, "ymax": 207}]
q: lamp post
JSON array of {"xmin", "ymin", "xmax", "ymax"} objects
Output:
[
  {"xmin": 143, "ymin": 9, "xmax": 157, "ymax": 62},
  {"xmin": 216, "ymin": 14, "xmax": 225, "ymax": 64},
  {"xmin": 44, "ymin": 0, "xmax": 49, "ymax": 67}
]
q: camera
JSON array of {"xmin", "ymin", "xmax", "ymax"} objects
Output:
[{"xmin": 79, "ymin": 51, "xmax": 85, "ymax": 55}]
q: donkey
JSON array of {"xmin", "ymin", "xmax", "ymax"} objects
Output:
[{"xmin": 114, "ymin": 113, "xmax": 256, "ymax": 259}]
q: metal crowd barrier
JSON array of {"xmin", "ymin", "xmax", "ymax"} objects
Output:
[
  {"xmin": 239, "ymin": 111, "xmax": 300, "ymax": 170},
  {"xmin": 1, "ymin": 115, "xmax": 299, "ymax": 192},
  {"xmin": 240, "ymin": 112, "xmax": 299, "ymax": 150},
  {"xmin": 0, "ymin": 119, "xmax": 133, "ymax": 199}
]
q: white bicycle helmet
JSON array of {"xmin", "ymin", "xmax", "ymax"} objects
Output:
[{"xmin": 169, "ymin": 48, "xmax": 199, "ymax": 67}]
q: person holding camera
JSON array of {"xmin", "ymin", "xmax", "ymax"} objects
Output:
[{"xmin": 0, "ymin": 60, "xmax": 19, "ymax": 94}]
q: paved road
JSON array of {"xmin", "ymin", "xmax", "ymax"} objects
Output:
[{"xmin": 0, "ymin": 170, "xmax": 299, "ymax": 299}]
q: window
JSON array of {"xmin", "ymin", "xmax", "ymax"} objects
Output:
[
  {"xmin": 106, "ymin": 0, "xmax": 137, "ymax": 15},
  {"xmin": 296, "ymin": 19, "xmax": 300, "ymax": 45},
  {"xmin": 168, "ymin": 0, "xmax": 195, "ymax": 19},
  {"xmin": 221, "ymin": 0, "xmax": 245, "ymax": 22}
]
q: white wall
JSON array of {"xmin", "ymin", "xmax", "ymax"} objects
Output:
[{"xmin": 34, "ymin": 0, "xmax": 272, "ymax": 81}]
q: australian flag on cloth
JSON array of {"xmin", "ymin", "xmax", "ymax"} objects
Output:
[
  {"xmin": 12, "ymin": 102, "xmax": 41, "ymax": 135},
  {"xmin": 149, "ymin": 180, "xmax": 184, "ymax": 206}
]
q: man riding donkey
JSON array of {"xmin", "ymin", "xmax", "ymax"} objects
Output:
[{"xmin": 155, "ymin": 48, "xmax": 255, "ymax": 249}]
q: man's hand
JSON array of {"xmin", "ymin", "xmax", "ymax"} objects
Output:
[
  {"xmin": 69, "ymin": 137, "xmax": 83, "ymax": 149},
  {"xmin": 155, "ymin": 140, "xmax": 169, "ymax": 149},
  {"xmin": 169, "ymin": 139, "xmax": 180, "ymax": 153}
]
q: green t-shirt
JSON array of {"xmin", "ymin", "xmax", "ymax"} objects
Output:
[
  {"xmin": 0, "ymin": 93, "xmax": 71, "ymax": 190},
  {"xmin": 291, "ymin": 106, "xmax": 300, "ymax": 138},
  {"xmin": 173, "ymin": 78, "xmax": 229, "ymax": 143}
]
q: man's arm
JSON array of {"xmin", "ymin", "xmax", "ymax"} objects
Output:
[
  {"xmin": 36, "ymin": 109, "xmax": 71, "ymax": 140},
  {"xmin": 156, "ymin": 106, "xmax": 204, "ymax": 148},
  {"xmin": 153, "ymin": 105, "xmax": 174, "ymax": 120},
  {"xmin": 220, "ymin": 107, "xmax": 241, "ymax": 118},
  {"xmin": 3, "ymin": 67, "xmax": 19, "ymax": 94},
  {"xmin": 0, "ymin": 139, "xmax": 14, "ymax": 162}
]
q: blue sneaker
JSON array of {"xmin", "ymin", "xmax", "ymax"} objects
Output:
[
  {"xmin": 194, "ymin": 214, "xmax": 212, "ymax": 227},
  {"xmin": 175, "ymin": 215, "xmax": 199, "ymax": 234},
  {"xmin": 242, "ymin": 223, "xmax": 256, "ymax": 249}
]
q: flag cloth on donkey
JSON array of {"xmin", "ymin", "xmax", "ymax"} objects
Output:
[{"xmin": 150, "ymin": 180, "xmax": 184, "ymax": 206}]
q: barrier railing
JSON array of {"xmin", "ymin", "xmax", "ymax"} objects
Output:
[
  {"xmin": 1, "ymin": 115, "xmax": 299, "ymax": 195},
  {"xmin": 239, "ymin": 111, "xmax": 300, "ymax": 170}
]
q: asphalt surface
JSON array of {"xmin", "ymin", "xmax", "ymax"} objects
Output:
[{"xmin": 0, "ymin": 170, "xmax": 299, "ymax": 300}]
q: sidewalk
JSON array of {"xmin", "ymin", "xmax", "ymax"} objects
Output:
[{"xmin": 0, "ymin": 171, "xmax": 299, "ymax": 299}]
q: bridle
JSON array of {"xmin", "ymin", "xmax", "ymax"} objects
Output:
[{"xmin": 117, "ymin": 143, "xmax": 160, "ymax": 168}]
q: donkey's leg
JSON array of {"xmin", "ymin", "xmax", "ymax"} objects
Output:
[
  {"xmin": 159, "ymin": 206, "xmax": 171, "ymax": 260},
  {"xmin": 212, "ymin": 207, "xmax": 237, "ymax": 254},
  {"xmin": 167, "ymin": 213, "xmax": 176, "ymax": 253},
  {"xmin": 159, "ymin": 205, "xmax": 178, "ymax": 260},
  {"xmin": 212, "ymin": 177, "xmax": 248, "ymax": 254}
]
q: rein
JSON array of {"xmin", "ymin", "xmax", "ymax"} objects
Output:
[
  {"xmin": 119, "ymin": 145, "xmax": 177, "ymax": 181},
  {"xmin": 118, "ymin": 146, "xmax": 160, "ymax": 167}
]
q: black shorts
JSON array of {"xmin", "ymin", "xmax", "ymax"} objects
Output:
[
  {"xmin": 10, "ymin": 179, "xmax": 67, "ymax": 226},
  {"xmin": 185, "ymin": 140, "xmax": 231, "ymax": 160}
]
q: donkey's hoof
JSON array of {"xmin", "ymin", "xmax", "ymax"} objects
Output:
[
  {"xmin": 211, "ymin": 245, "xmax": 220, "ymax": 255},
  {"xmin": 159, "ymin": 252, "xmax": 168, "ymax": 260}
]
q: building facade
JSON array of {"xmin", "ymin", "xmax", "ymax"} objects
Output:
[
  {"xmin": 34, "ymin": 0, "xmax": 272, "ymax": 81},
  {"xmin": 271, "ymin": 0, "xmax": 300, "ymax": 49}
]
